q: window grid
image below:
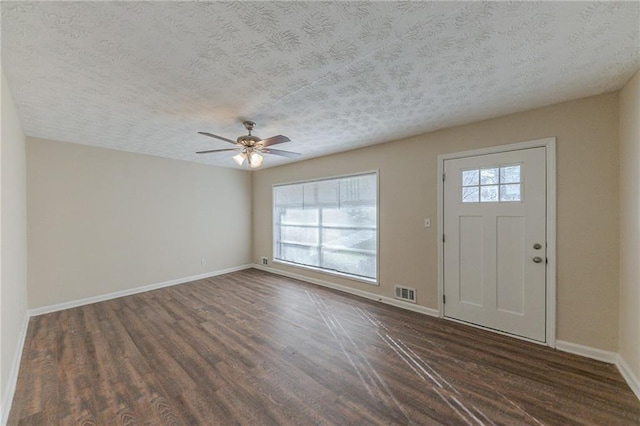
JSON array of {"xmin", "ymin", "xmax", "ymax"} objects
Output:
[
  {"xmin": 462, "ymin": 164, "xmax": 522, "ymax": 203},
  {"xmin": 273, "ymin": 172, "xmax": 377, "ymax": 282}
]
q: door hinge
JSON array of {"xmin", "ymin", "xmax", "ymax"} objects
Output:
[
  {"xmin": 443, "ymin": 294, "xmax": 446, "ymax": 304},
  {"xmin": 442, "ymin": 234, "xmax": 445, "ymax": 243},
  {"xmin": 442, "ymin": 173, "xmax": 446, "ymax": 182}
]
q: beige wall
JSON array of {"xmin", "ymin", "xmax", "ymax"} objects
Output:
[
  {"xmin": 27, "ymin": 138, "xmax": 252, "ymax": 309},
  {"xmin": 1, "ymin": 72, "xmax": 29, "ymax": 414},
  {"xmin": 619, "ymin": 69, "xmax": 640, "ymax": 382},
  {"xmin": 253, "ymin": 92, "xmax": 620, "ymax": 352}
]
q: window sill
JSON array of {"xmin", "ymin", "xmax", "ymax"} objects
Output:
[{"xmin": 272, "ymin": 259, "xmax": 379, "ymax": 286}]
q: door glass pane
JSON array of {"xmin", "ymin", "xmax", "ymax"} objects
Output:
[
  {"xmin": 500, "ymin": 165, "xmax": 521, "ymax": 183},
  {"xmin": 462, "ymin": 169, "xmax": 479, "ymax": 186},
  {"xmin": 480, "ymin": 168, "xmax": 499, "ymax": 185},
  {"xmin": 480, "ymin": 185, "xmax": 499, "ymax": 202},
  {"xmin": 462, "ymin": 186, "xmax": 479, "ymax": 203},
  {"xmin": 500, "ymin": 184, "xmax": 521, "ymax": 202}
]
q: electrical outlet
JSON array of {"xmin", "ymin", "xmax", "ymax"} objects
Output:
[
  {"xmin": 261, "ymin": 257, "xmax": 268, "ymax": 265},
  {"xmin": 201, "ymin": 258, "xmax": 206, "ymax": 266}
]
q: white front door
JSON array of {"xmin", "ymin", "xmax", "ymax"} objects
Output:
[{"xmin": 443, "ymin": 147, "xmax": 547, "ymax": 342}]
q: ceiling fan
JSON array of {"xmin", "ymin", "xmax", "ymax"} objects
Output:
[{"xmin": 196, "ymin": 121, "xmax": 301, "ymax": 168}]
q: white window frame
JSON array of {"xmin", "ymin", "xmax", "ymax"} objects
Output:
[{"xmin": 272, "ymin": 170, "xmax": 380, "ymax": 285}]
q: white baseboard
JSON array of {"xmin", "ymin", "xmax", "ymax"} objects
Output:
[
  {"xmin": 554, "ymin": 339, "xmax": 640, "ymax": 400},
  {"xmin": 555, "ymin": 340, "xmax": 617, "ymax": 363},
  {"xmin": 616, "ymin": 354, "xmax": 640, "ymax": 400},
  {"xmin": 1, "ymin": 312, "xmax": 29, "ymax": 425},
  {"xmin": 252, "ymin": 264, "xmax": 439, "ymax": 317},
  {"xmin": 28, "ymin": 264, "xmax": 253, "ymax": 317}
]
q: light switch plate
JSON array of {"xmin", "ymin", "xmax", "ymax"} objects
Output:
[{"xmin": 424, "ymin": 218, "xmax": 431, "ymax": 227}]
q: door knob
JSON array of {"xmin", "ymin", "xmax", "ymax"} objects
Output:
[
  {"xmin": 533, "ymin": 243, "xmax": 542, "ymax": 250},
  {"xmin": 533, "ymin": 256, "xmax": 543, "ymax": 263}
]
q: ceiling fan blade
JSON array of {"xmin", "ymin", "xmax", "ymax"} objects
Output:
[
  {"xmin": 196, "ymin": 148, "xmax": 240, "ymax": 154},
  {"xmin": 197, "ymin": 132, "xmax": 237, "ymax": 145},
  {"xmin": 259, "ymin": 135, "xmax": 291, "ymax": 147},
  {"xmin": 262, "ymin": 148, "xmax": 301, "ymax": 158}
]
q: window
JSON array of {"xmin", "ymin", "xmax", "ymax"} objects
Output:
[
  {"xmin": 462, "ymin": 164, "xmax": 522, "ymax": 203},
  {"xmin": 273, "ymin": 172, "xmax": 377, "ymax": 282}
]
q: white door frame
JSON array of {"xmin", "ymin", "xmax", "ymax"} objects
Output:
[{"xmin": 437, "ymin": 137, "xmax": 556, "ymax": 347}]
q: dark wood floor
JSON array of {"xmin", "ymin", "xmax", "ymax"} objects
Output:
[{"xmin": 8, "ymin": 269, "xmax": 640, "ymax": 425}]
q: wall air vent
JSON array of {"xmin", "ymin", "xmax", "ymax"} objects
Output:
[{"xmin": 394, "ymin": 285, "xmax": 416, "ymax": 303}]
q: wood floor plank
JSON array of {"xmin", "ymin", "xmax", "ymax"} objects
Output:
[{"xmin": 8, "ymin": 268, "xmax": 640, "ymax": 425}]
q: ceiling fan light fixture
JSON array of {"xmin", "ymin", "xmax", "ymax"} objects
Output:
[
  {"xmin": 233, "ymin": 151, "xmax": 247, "ymax": 166},
  {"xmin": 249, "ymin": 151, "xmax": 263, "ymax": 168}
]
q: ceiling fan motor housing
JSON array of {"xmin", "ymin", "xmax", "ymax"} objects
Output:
[{"xmin": 237, "ymin": 135, "xmax": 261, "ymax": 146}]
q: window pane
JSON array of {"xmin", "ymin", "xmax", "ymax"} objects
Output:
[
  {"xmin": 280, "ymin": 226, "xmax": 318, "ymax": 245},
  {"xmin": 323, "ymin": 207, "xmax": 376, "ymax": 227},
  {"xmin": 316, "ymin": 180, "xmax": 339, "ymax": 204},
  {"xmin": 322, "ymin": 229, "xmax": 376, "ymax": 251},
  {"xmin": 480, "ymin": 185, "xmax": 499, "ymax": 202},
  {"xmin": 462, "ymin": 169, "xmax": 479, "ymax": 186},
  {"xmin": 301, "ymin": 180, "xmax": 340, "ymax": 206},
  {"xmin": 462, "ymin": 186, "xmax": 479, "ymax": 203},
  {"xmin": 500, "ymin": 184, "xmax": 521, "ymax": 201},
  {"xmin": 322, "ymin": 250, "xmax": 376, "ymax": 279},
  {"xmin": 279, "ymin": 244, "xmax": 319, "ymax": 268},
  {"xmin": 302, "ymin": 182, "xmax": 316, "ymax": 206},
  {"xmin": 279, "ymin": 208, "xmax": 318, "ymax": 225},
  {"xmin": 275, "ymin": 185, "xmax": 303, "ymax": 207},
  {"xmin": 500, "ymin": 165, "xmax": 521, "ymax": 183},
  {"xmin": 480, "ymin": 168, "xmax": 499, "ymax": 185},
  {"xmin": 340, "ymin": 175, "xmax": 376, "ymax": 205}
]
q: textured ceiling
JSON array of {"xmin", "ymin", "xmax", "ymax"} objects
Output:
[{"xmin": 2, "ymin": 1, "xmax": 639, "ymax": 169}]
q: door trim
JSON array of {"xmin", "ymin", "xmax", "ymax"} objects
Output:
[{"xmin": 437, "ymin": 137, "xmax": 556, "ymax": 347}]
